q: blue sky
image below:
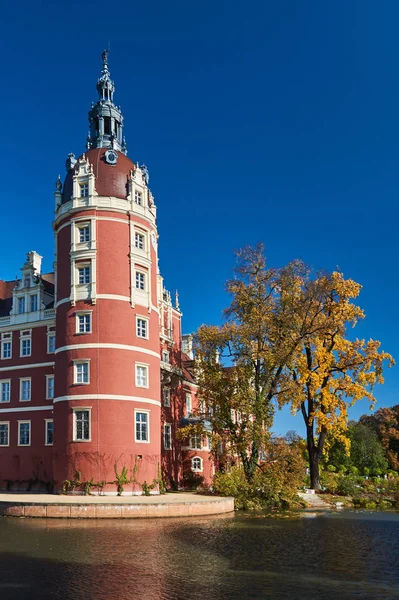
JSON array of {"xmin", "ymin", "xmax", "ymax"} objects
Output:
[{"xmin": 1, "ymin": 0, "xmax": 398, "ymax": 434}]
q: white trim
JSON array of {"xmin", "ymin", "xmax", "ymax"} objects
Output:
[
  {"xmin": 54, "ymin": 295, "xmax": 159, "ymax": 314},
  {"xmin": 0, "ymin": 361, "xmax": 55, "ymax": 373},
  {"xmin": 134, "ymin": 408, "xmax": 150, "ymax": 443},
  {"xmin": 73, "ymin": 359, "xmax": 90, "ymax": 385},
  {"xmin": 72, "ymin": 407, "xmax": 91, "ymax": 442},
  {"xmin": 0, "ymin": 405, "xmax": 53, "ymax": 414},
  {"xmin": 0, "ymin": 319, "xmax": 56, "ymax": 333},
  {"xmin": 135, "ymin": 363, "xmax": 149, "ymax": 389},
  {"xmin": 0, "ymin": 379, "xmax": 11, "ymax": 403},
  {"xmin": 19, "ymin": 377, "xmax": 31, "ymax": 402},
  {"xmin": 53, "ymin": 394, "xmax": 161, "ymax": 406},
  {"xmin": 17, "ymin": 420, "xmax": 31, "ymax": 447},
  {"xmin": 0, "ymin": 421, "xmax": 10, "ymax": 446},
  {"xmin": 191, "ymin": 456, "xmax": 203, "ymax": 473},
  {"xmin": 46, "ymin": 374, "xmax": 55, "ymax": 400},
  {"xmin": 55, "ymin": 343, "xmax": 160, "ymax": 358},
  {"xmin": 45, "ymin": 418, "xmax": 54, "ymax": 446}
]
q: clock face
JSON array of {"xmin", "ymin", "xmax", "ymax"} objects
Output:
[{"xmin": 105, "ymin": 150, "xmax": 118, "ymax": 165}]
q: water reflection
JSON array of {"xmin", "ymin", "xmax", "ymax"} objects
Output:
[{"xmin": 0, "ymin": 511, "xmax": 398, "ymax": 600}]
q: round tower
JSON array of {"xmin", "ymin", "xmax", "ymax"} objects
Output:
[{"xmin": 52, "ymin": 52, "xmax": 161, "ymax": 493}]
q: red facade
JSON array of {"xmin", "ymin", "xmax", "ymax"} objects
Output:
[{"xmin": 0, "ymin": 56, "xmax": 213, "ymax": 494}]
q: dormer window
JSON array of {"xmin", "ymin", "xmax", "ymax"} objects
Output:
[
  {"xmin": 80, "ymin": 183, "xmax": 89, "ymax": 198},
  {"xmin": 18, "ymin": 297, "xmax": 25, "ymax": 314},
  {"xmin": 30, "ymin": 295, "xmax": 38, "ymax": 312},
  {"xmin": 24, "ymin": 276, "xmax": 30, "ymax": 288},
  {"xmin": 135, "ymin": 190, "xmax": 142, "ymax": 206}
]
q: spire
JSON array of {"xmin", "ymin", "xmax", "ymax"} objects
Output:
[{"xmin": 87, "ymin": 50, "xmax": 127, "ymax": 155}]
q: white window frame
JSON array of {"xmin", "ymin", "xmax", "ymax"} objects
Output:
[
  {"xmin": 162, "ymin": 350, "xmax": 170, "ymax": 364},
  {"xmin": 0, "ymin": 421, "xmax": 10, "ymax": 447},
  {"xmin": 73, "ymin": 360, "xmax": 90, "ymax": 385},
  {"xmin": 30, "ymin": 294, "xmax": 38, "ymax": 312},
  {"xmin": 0, "ymin": 379, "xmax": 11, "ymax": 403},
  {"xmin": 77, "ymin": 223, "xmax": 90, "ymax": 243},
  {"xmin": 164, "ymin": 423, "xmax": 172, "ymax": 450},
  {"xmin": 134, "ymin": 231, "xmax": 145, "ymax": 250},
  {"xmin": 76, "ymin": 311, "xmax": 92, "ymax": 334},
  {"xmin": 163, "ymin": 387, "xmax": 171, "ymax": 407},
  {"xmin": 18, "ymin": 420, "xmax": 31, "ymax": 446},
  {"xmin": 77, "ymin": 264, "xmax": 91, "ymax": 285},
  {"xmin": 135, "ymin": 270, "xmax": 146, "ymax": 291},
  {"xmin": 135, "ymin": 363, "xmax": 149, "ymax": 388},
  {"xmin": 45, "ymin": 419, "xmax": 54, "ymax": 446},
  {"xmin": 46, "ymin": 375, "xmax": 55, "ymax": 400},
  {"xmin": 136, "ymin": 316, "xmax": 148, "ymax": 339},
  {"xmin": 72, "ymin": 407, "xmax": 91, "ymax": 442},
  {"xmin": 135, "ymin": 409, "xmax": 150, "ymax": 443},
  {"xmin": 20, "ymin": 330, "xmax": 32, "ymax": 358},
  {"xmin": 79, "ymin": 182, "xmax": 89, "ymax": 198},
  {"xmin": 191, "ymin": 456, "xmax": 203, "ymax": 473},
  {"xmin": 134, "ymin": 190, "xmax": 143, "ymax": 206},
  {"xmin": 18, "ymin": 296, "xmax": 25, "ymax": 314},
  {"xmin": 190, "ymin": 434, "xmax": 202, "ymax": 451},
  {"xmin": 1, "ymin": 333, "xmax": 12, "ymax": 360},
  {"xmin": 19, "ymin": 377, "xmax": 31, "ymax": 402},
  {"xmin": 186, "ymin": 393, "xmax": 192, "ymax": 415},
  {"xmin": 47, "ymin": 332, "xmax": 56, "ymax": 354}
]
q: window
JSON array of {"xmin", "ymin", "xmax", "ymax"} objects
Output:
[
  {"xmin": 21, "ymin": 338, "xmax": 31, "ymax": 357},
  {"xmin": 30, "ymin": 295, "xmax": 38, "ymax": 312},
  {"xmin": 20, "ymin": 378, "xmax": 31, "ymax": 402},
  {"xmin": 135, "ymin": 411, "xmax": 149, "ymax": 442},
  {"xmin": 46, "ymin": 375, "xmax": 54, "ymax": 399},
  {"xmin": 136, "ymin": 364, "xmax": 148, "ymax": 388},
  {"xmin": 0, "ymin": 380, "xmax": 11, "ymax": 403},
  {"xmin": 24, "ymin": 276, "xmax": 30, "ymax": 288},
  {"xmin": 78, "ymin": 265, "xmax": 91, "ymax": 284},
  {"xmin": 135, "ymin": 271, "xmax": 145, "ymax": 291},
  {"xmin": 190, "ymin": 434, "xmax": 202, "ymax": 450},
  {"xmin": 163, "ymin": 387, "xmax": 170, "ymax": 407},
  {"xmin": 162, "ymin": 350, "xmax": 170, "ymax": 363},
  {"xmin": 78, "ymin": 224, "xmax": 90, "ymax": 243},
  {"xmin": 135, "ymin": 232, "xmax": 145, "ymax": 250},
  {"xmin": 136, "ymin": 317, "xmax": 148, "ymax": 339},
  {"xmin": 77, "ymin": 313, "xmax": 91, "ymax": 334},
  {"xmin": 0, "ymin": 422, "xmax": 9, "ymax": 446},
  {"xmin": 134, "ymin": 190, "xmax": 142, "ymax": 205},
  {"xmin": 186, "ymin": 394, "xmax": 192, "ymax": 415},
  {"xmin": 18, "ymin": 297, "xmax": 25, "ymax": 314},
  {"xmin": 80, "ymin": 183, "xmax": 89, "ymax": 197},
  {"xmin": 45, "ymin": 419, "xmax": 54, "ymax": 445},
  {"xmin": 164, "ymin": 424, "xmax": 172, "ymax": 450},
  {"xmin": 191, "ymin": 457, "xmax": 203, "ymax": 472},
  {"xmin": 47, "ymin": 333, "xmax": 56, "ymax": 354},
  {"xmin": 19, "ymin": 331, "xmax": 32, "ymax": 356},
  {"xmin": 18, "ymin": 421, "xmax": 31, "ymax": 446},
  {"xmin": 73, "ymin": 409, "xmax": 90, "ymax": 441},
  {"xmin": 1, "ymin": 334, "xmax": 12, "ymax": 359},
  {"xmin": 74, "ymin": 361, "xmax": 90, "ymax": 384}
]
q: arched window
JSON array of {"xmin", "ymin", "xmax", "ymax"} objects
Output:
[{"xmin": 191, "ymin": 456, "xmax": 203, "ymax": 473}]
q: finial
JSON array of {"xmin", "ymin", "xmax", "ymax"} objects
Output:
[
  {"xmin": 55, "ymin": 175, "xmax": 62, "ymax": 192},
  {"xmin": 102, "ymin": 49, "xmax": 109, "ymax": 70},
  {"xmin": 86, "ymin": 131, "xmax": 92, "ymax": 150},
  {"xmin": 175, "ymin": 290, "xmax": 180, "ymax": 310}
]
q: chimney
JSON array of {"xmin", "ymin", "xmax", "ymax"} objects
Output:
[
  {"xmin": 182, "ymin": 334, "xmax": 194, "ymax": 359},
  {"xmin": 27, "ymin": 251, "xmax": 43, "ymax": 275}
]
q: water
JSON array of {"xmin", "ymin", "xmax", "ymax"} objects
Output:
[{"xmin": 0, "ymin": 510, "xmax": 399, "ymax": 600}]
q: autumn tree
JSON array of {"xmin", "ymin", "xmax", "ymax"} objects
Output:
[
  {"xmin": 195, "ymin": 245, "xmax": 319, "ymax": 482},
  {"xmin": 280, "ymin": 272, "xmax": 394, "ymax": 490},
  {"xmin": 360, "ymin": 405, "xmax": 399, "ymax": 470}
]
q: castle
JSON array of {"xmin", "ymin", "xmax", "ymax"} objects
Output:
[{"xmin": 0, "ymin": 51, "xmax": 213, "ymax": 494}]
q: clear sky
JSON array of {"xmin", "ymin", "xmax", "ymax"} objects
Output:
[{"xmin": 1, "ymin": 0, "xmax": 398, "ymax": 435}]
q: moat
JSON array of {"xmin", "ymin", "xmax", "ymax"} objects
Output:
[{"xmin": 1, "ymin": 510, "xmax": 398, "ymax": 600}]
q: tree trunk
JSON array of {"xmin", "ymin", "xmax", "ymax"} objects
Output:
[
  {"xmin": 242, "ymin": 445, "xmax": 259, "ymax": 483},
  {"xmin": 308, "ymin": 445, "xmax": 321, "ymax": 490}
]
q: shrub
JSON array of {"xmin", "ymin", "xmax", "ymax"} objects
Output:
[
  {"xmin": 336, "ymin": 475, "xmax": 359, "ymax": 496},
  {"xmin": 327, "ymin": 465, "xmax": 337, "ymax": 473}
]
